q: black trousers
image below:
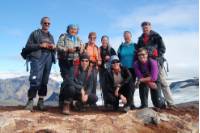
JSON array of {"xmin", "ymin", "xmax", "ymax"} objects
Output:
[
  {"xmin": 128, "ymin": 68, "xmax": 136, "ymax": 106},
  {"xmin": 63, "ymin": 85, "xmax": 98, "ymax": 105},
  {"xmin": 139, "ymin": 82, "xmax": 165, "ymax": 108},
  {"xmin": 58, "ymin": 59, "xmax": 74, "ymax": 104},
  {"xmin": 106, "ymin": 84, "xmax": 133, "ymax": 107}
]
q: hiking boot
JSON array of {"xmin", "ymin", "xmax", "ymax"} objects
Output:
[
  {"xmin": 167, "ymin": 104, "xmax": 177, "ymax": 110},
  {"xmin": 130, "ymin": 104, "xmax": 137, "ymax": 110},
  {"xmin": 90, "ymin": 103, "xmax": 97, "ymax": 108},
  {"xmin": 122, "ymin": 106, "xmax": 130, "ymax": 113},
  {"xmin": 139, "ymin": 105, "xmax": 148, "ymax": 109},
  {"xmin": 62, "ymin": 101, "xmax": 71, "ymax": 115},
  {"xmin": 37, "ymin": 99, "xmax": 47, "ymax": 111},
  {"xmin": 25, "ymin": 100, "xmax": 34, "ymax": 111}
]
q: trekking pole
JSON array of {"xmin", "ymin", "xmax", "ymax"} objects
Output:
[
  {"xmin": 163, "ymin": 63, "xmax": 168, "ymax": 77},
  {"xmin": 25, "ymin": 59, "xmax": 29, "ymax": 72}
]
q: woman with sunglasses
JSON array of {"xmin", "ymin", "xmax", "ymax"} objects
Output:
[
  {"xmin": 61, "ymin": 53, "xmax": 98, "ymax": 115},
  {"xmin": 134, "ymin": 48, "xmax": 166, "ymax": 109},
  {"xmin": 104, "ymin": 55, "xmax": 134, "ymax": 113}
]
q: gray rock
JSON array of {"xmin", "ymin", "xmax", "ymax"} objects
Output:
[{"xmin": 135, "ymin": 108, "xmax": 160, "ymax": 125}]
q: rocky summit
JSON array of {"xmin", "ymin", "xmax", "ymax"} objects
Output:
[{"xmin": 0, "ymin": 101, "xmax": 198, "ymax": 133}]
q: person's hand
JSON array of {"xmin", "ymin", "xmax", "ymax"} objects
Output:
[
  {"xmin": 114, "ymin": 87, "xmax": 120, "ymax": 97},
  {"xmin": 105, "ymin": 56, "xmax": 110, "ymax": 61},
  {"xmin": 81, "ymin": 88, "xmax": 85, "ymax": 96},
  {"xmin": 97, "ymin": 60, "xmax": 102, "ymax": 66},
  {"xmin": 47, "ymin": 44, "xmax": 56, "ymax": 50},
  {"xmin": 147, "ymin": 82, "xmax": 157, "ymax": 89},
  {"xmin": 40, "ymin": 42, "xmax": 49, "ymax": 48},
  {"xmin": 120, "ymin": 94, "xmax": 127, "ymax": 104},
  {"xmin": 82, "ymin": 94, "xmax": 88, "ymax": 103}
]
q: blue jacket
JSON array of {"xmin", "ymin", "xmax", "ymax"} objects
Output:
[{"xmin": 117, "ymin": 42, "xmax": 136, "ymax": 68}]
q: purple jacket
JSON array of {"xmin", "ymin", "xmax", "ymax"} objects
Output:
[{"xmin": 133, "ymin": 58, "xmax": 159, "ymax": 81}]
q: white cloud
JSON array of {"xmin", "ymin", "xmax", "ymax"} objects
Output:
[
  {"xmin": 113, "ymin": 2, "xmax": 198, "ymax": 30},
  {"xmin": 164, "ymin": 32, "xmax": 199, "ymax": 68},
  {"xmin": 108, "ymin": 0, "xmax": 198, "ymax": 71}
]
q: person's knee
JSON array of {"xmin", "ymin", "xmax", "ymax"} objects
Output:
[
  {"xmin": 153, "ymin": 97, "xmax": 165, "ymax": 108},
  {"xmin": 29, "ymin": 74, "xmax": 41, "ymax": 88},
  {"xmin": 106, "ymin": 95, "xmax": 118, "ymax": 105},
  {"xmin": 151, "ymin": 90, "xmax": 164, "ymax": 108},
  {"xmin": 87, "ymin": 95, "xmax": 98, "ymax": 104},
  {"xmin": 63, "ymin": 86, "xmax": 76, "ymax": 96}
]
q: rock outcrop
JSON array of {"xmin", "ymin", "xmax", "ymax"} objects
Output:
[{"xmin": 0, "ymin": 101, "xmax": 198, "ymax": 133}]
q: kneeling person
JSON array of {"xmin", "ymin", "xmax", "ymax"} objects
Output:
[
  {"xmin": 134, "ymin": 48, "xmax": 165, "ymax": 108},
  {"xmin": 104, "ymin": 55, "xmax": 134, "ymax": 113},
  {"xmin": 61, "ymin": 53, "xmax": 98, "ymax": 115}
]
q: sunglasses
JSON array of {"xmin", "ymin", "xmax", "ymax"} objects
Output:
[
  {"xmin": 138, "ymin": 53, "xmax": 146, "ymax": 57},
  {"xmin": 89, "ymin": 37, "xmax": 96, "ymax": 40},
  {"xmin": 43, "ymin": 22, "xmax": 50, "ymax": 25},
  {"xmin": 81, "ymin": 59, "xmax": 89, "ymax": 62},
  {"xmin": 112, "ymin": 60, "xmax": 120, "ymax": 64}
]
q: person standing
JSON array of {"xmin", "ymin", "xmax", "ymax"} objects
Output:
[
  {"xmin": 84, "ymin": 32, "xmax": 101, "ymax": 101},
  {"xmin": 117, "ymin": 31, "xmax": 136, "ymax": 108},
  {"xmin": 99, "ymin": 35, "xmax": 116, "ymax": 105},
  {"xmin": 136, "ymin": 21, "xmax": 174, "ymax": 107},
  {"xmin": 25, "ymin": 17, "xmax": 56, "ymax": 111},
  {"xmin": 57, "ymin": 24, "xmax": 84, "ymax": 108}
]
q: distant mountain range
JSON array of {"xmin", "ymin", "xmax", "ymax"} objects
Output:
[
  {"xmin": 0, "ymin": 76, "xmax": 60, "ymax": 106},
  {"xmin": 0, "ymin": 75, "xmax": 198, "ymax": 106}
]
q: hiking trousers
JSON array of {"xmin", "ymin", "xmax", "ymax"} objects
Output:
[
  {"xmin": 139, "ymin": 82, "xmax": 165, "ymax": 108},
  {"xmin": 28, "ymin": 52, "xmax": 53, "ymax": 99},
  {"xmin": 63, "ymin": 85, "xmax": 98, "ymax": 105},
  {"xmin": 106, "ymin": 84, "xmax": 133, "ymax": 108},
  {"xmin": 158, "ymin": 64, "xmax": 174, "ymax": 105}
]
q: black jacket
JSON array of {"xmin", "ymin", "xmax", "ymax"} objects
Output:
[
  {"xmin": 104, "ymin": 66, "xmax": 134, "ymax": 94},
  {"xmin": 25, "ymin": 29, "xmax": 56, "ymax": 63},
  {"xmin": 136, "ymin": 30, "xmax": 166, "ymax": 58},
  {"xmin": 63, "ymin": 66, "xmax": 96, "ymax": 94},
  {"xmin": 99, "ymin": 46, "xmax": 116, "ymax": 68}
]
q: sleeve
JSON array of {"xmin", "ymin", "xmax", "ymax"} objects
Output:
[
  {"xmin": 104, "ymin": 71, "xmax": 115, "ymax": 93},
  {"xmin": 25, "ymin": 32, "xmax": 40, "ymax": 51},
  {"xmin": 150, "ymin": 59, "xmax": 159, "ymax": 81},
  {"xmin": 157, "ymin": 35, "xmax": 166, "ymax": 57},
  {"xmin": 121, "ymin": 68, "xmax": 132, "ymax": 86},
  {"xmin": 136, "ymin": 37, "xmax": 142, "ymax": 50},
  {"xmin": 65, "ymin": 76, "xmax": 83, "ymax": 91},
  {"xmin": 117, "ymin": 44, "xmax": 122, "ymax": 59},
  {"xmin": 98, "ymin": 47, "xmax": 102, "ymax": 61},
  {"xmin": 56, "ymin": 34, "xmax": 67, "ymax": 53},
  {"xmin": 133, "ymin": 61, "xmax": 143, "ymax": 79}
]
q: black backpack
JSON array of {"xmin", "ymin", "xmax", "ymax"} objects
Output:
[{"xmin": 21, "ymin": 47, "xmax": 30, "ymax": 60}]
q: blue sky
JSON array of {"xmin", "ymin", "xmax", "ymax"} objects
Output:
[{"xmin": 0, "ymin": 0, "xmax": 198, "ymax": 75}]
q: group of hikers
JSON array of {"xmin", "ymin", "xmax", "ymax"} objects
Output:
[{"xmin": 22, "ymin": 16, "xmax": 175, "ymax": 115}]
